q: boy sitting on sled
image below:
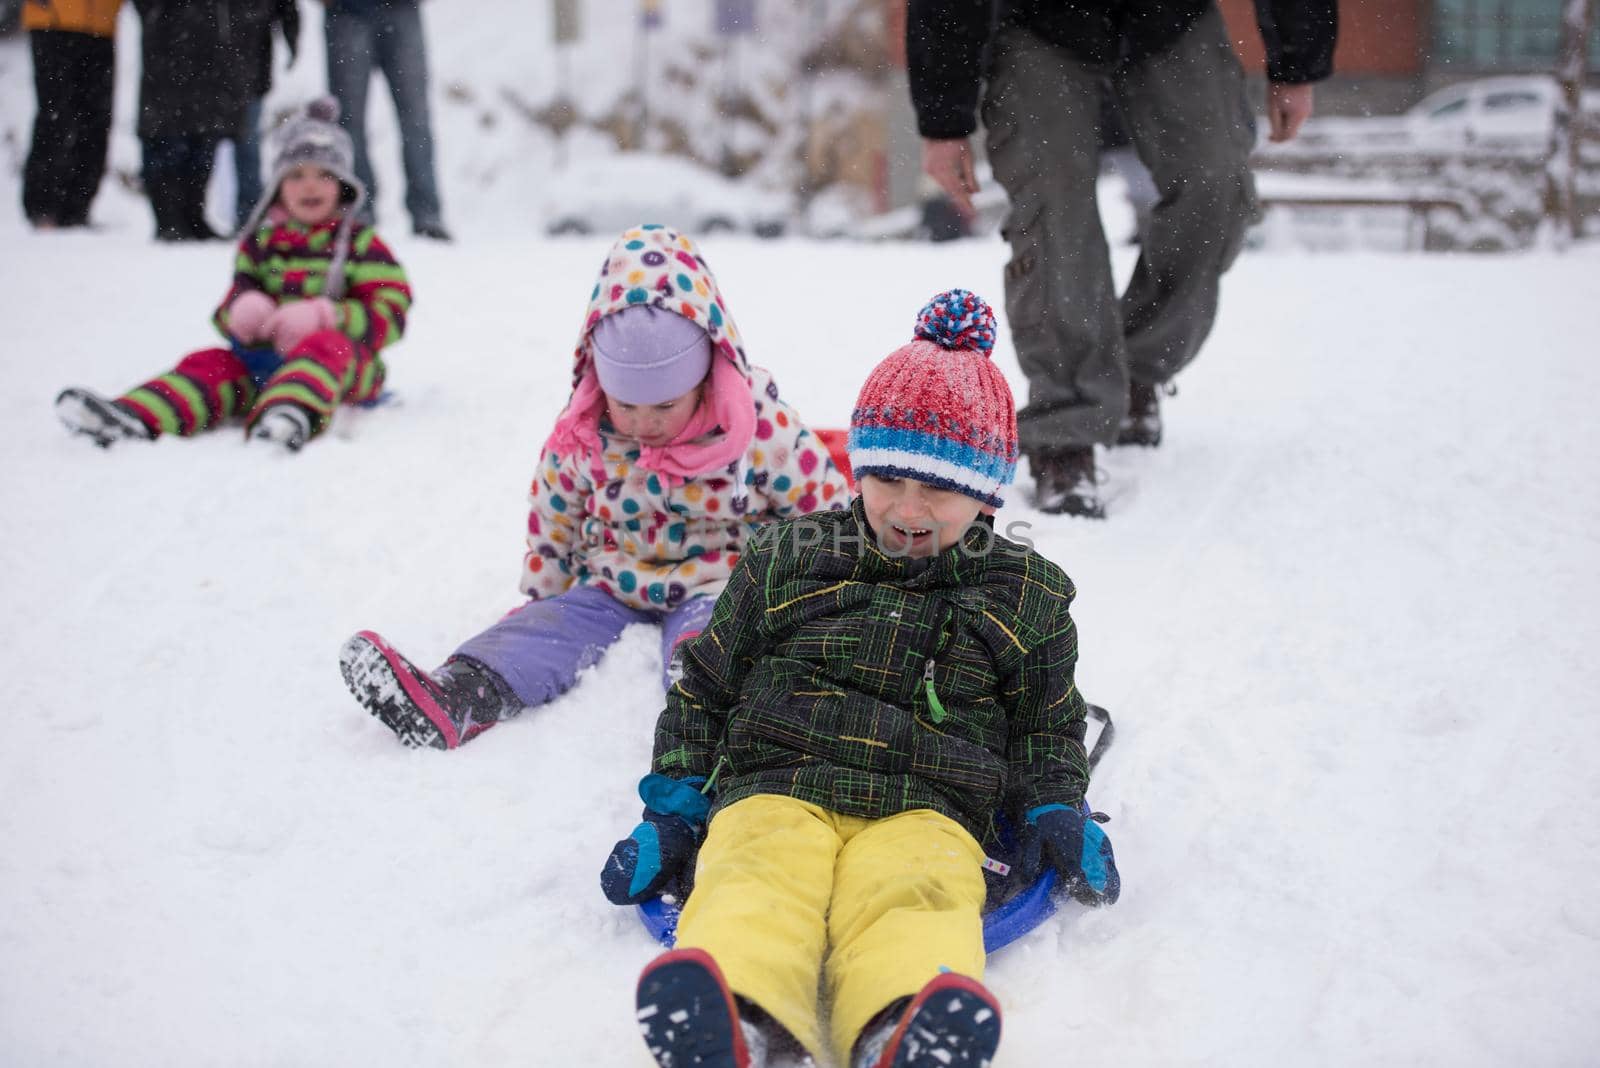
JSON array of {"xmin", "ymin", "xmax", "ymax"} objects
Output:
[{"xmin": 601, "ymin": 291, "xmax": 1121, "ymax": 1068}]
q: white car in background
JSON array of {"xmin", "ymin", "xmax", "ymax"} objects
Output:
[
  {"xmin": 543, "ymin": 153, "xmax": 793, "ymax": 239},
  {"xmin": 1405, "ymin": 76, "xmax": 1600, "ymax": 147},
  {"xmin": 1261, "ymin": 75, "xmax": 1600, "ymax": 155}
]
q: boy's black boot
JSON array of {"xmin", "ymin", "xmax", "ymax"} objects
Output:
[
  {"xmin": 1115, "ymin": 380, "xmax": 1163, "ymax": 447},
  {"xmin": 851, "ymin": 973, "xmax": 1002, "ymax": 1068},
  {"xmin": 1030, "ymin": 446, "xmax": 1104, "ymax": 519},
  {"xmin": 338, "ymin": 631, "xmax": 520, "ymax": 750},
  {"xmin": 636, "ymin": 948, "xmax": 754, "ymax": 1067}
]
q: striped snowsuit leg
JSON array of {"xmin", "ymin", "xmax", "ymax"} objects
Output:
[
  {"xmin": 248, "ymin": 328, "xmax": 386, "ymax": 439},
  {"xmin": 117, "ymin": 347, "xmax": 258, "ymax": 437}
]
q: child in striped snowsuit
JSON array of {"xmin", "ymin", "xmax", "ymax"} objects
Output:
[{"xmin": 55, "ymin": 98, "xmax": 411, "ymax": 452}]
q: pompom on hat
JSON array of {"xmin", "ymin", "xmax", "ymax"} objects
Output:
[
  {"xmin": 846, "ymin": 289, "xmax": 1019, "ymax": 508},
  {"xmin": 265, "ymin": 97, "xmax": 361, "ymax": 197}
]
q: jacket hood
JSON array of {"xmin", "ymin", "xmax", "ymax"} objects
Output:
[{"xmin": 569, "ymin": 224, "xmax": 752, "ymax": 394}]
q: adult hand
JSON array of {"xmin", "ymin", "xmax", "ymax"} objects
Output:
[
  {"xmin": 922, "ymin": 137, "xmax": 980, "ymax": 221},
  {"xmin": 1266, "ymin": 82, "xmax": 1315, "ymax": 143}
]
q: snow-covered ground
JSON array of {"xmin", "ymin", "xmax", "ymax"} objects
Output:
[
  {"xmin": 5, "ymin": 10, "xmax": 1600, "ymax": 1064},
  {"xmin": 2, "ymin": 223, "xmax": 1598, "ymax": 1064}
]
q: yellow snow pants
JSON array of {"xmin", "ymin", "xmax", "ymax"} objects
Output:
[{"xmin": 672, "ymin": 795, "xmax": 988, "ymax": 1065}]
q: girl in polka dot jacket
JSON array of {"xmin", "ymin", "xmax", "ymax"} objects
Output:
[{"xmin": 338, "ymin": 225, "xmax": 851, "ymax": 750}]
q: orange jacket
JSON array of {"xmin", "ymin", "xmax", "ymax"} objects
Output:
[{"xmin": 22, "ymin": 0, "xmax": 123, "ymax": 37}]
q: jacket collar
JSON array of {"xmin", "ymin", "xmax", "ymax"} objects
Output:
[{"xmin": 838, "ymin": 496, "xmax": 993, "ymax": 589}]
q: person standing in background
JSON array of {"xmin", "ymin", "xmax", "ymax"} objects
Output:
[
  {"xmin": 134, "ymin": 0, "xmax": 250, "ymax": 241},
  {"xmin": 908, "ymin": 0, "xmax": 1336, "ymax": 517},
  {"xmin": 20, "ymin": 0, "xmax": 123, "ymax": 229},
  {"xmin": 322, "ymin": 0, "xmax": 451, "ymax": 240},
  {"xmin": 230, "ymin": 0, "xmax": 300, "ymax": 232}
]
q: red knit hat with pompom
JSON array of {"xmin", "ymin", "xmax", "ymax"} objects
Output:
[{"xmin": 846, "ymin": 290, "xmax": 1019, "ymax": 507}]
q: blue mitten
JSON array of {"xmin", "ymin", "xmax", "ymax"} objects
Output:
[
  {"xmin": 1018, "ymin": 802, "xmax": 1121, "ymax": 907},
  {"xmin": 600, "ymin": 774, "xmax": 712, "ymax": 906}
]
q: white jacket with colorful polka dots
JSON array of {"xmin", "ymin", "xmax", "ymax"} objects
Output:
[{"xmin": 520, "ymin": 226, "xmax": 850, "ymax": 612}]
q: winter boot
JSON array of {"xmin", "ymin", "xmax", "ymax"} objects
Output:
[
  {"xmin": 55, "ymin": 388, "xmax": 155, "ymax": 447},
  {"xmin": 1115, "ymin": 380, "xmax": 1164, "ymax": 447},
  {"xmin": 1030, "ymin": 446, "xmax": 1104, "ymax": 519},
  {"xmin": 249, "ymin": 404, "xmax": 312, "ymax": 452},
  {"xmin": 147, "ymin": 178, "xmax": 194, "ymax": 242},
  {"xmin": 637, "ymin": 948, "xmax": 756, "ymax": 1068},
  {"xmin": 850, "ymin": 973, "xmax": 1002, "ymax": 1068},
  {"xmin": 338, "ymin": 631, "xmax": 521, "ymax": 749}
]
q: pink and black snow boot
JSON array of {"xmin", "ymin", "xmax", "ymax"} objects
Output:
[
  {"xmin": 852, "ymin": 972, "xmax": 1002, "ymax": 1068},
  {"xmin": 338, "ymin": 631, "xmax": 519, "ymax": 749},
  {"xmin": 636, "ymin": 948, "xmax": 755, "ymax": 1068}
]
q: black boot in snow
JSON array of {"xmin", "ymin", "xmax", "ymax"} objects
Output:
[
  {"xmin": 55, "ymin": 388, "xmax": 155, "ymax": 447},
  {"xmin": 1030, "ymin": 446, "xmax": 1104, "ymax": 519},
  {"xmin": 147, "ymin": 181, "xmax": 191, "ymax": 242},
  {"xmin": 637, "ymin": 949, "xmax": 756, "ymax": 1068},
  {"xmin": 249, "ymin": 404, "xmax": 312, "ymax": 452},
  {"xmin": 851, "ymin": 972, "xmax": 1002, "ymax": 1068},
  {"xmin": 339, "ymin": 631, "xmax": 521, "ymax": 749},
  {"xmin": 1115, "ymin": 380, "xmax": 1164, "ymax": 447}
]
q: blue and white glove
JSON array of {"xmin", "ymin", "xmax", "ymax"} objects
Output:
[
  {"xmin": 600, "ymin": 774, "xmax": 711, "ymax": 906},
  {"xmin": 1017, "ymin": 802, "xmax": 1121, "ymax": 907}
]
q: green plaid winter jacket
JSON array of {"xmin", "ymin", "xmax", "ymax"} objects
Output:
[{"xmin": 652, "ymin": 498, "xmax": 1090, "ymax": 840}]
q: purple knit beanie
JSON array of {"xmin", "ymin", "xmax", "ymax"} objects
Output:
[{"xmin": 590, "ymin": 306, "xmax": 713, "ymax": 404}]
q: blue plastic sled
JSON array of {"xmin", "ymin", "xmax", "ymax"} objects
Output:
[{"xmin": 635, "ymin": 705, "xmax": 1114, "ymax": 955}]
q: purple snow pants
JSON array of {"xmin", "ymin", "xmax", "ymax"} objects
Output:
[{"xmin": 453, "ymin": 585, "xmax": 716, "ymax": 707}]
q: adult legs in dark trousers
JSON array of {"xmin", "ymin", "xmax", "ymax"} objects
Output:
[
  {"xmin": 23, "ymin": 29, "xmax": 115, "ymax": 228},
  {"xmin": 234, "ymin": 97, "xmax": 267, "ymax": 230},
  {"xmin": 324, "ymin": 0, "xmax": 449, "ymax": 239},
  {"xmin": 982, "ymin": 6, "xmax": 1257, "ymax": 516},
  {"xmin": 142, "ymin": 135, "xmax": 224, "ymax": 242}
]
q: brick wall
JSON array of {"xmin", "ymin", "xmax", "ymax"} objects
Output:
[{"xmin": 1218, "ymin": 0, "xmax": 1427, "ymax": 77}]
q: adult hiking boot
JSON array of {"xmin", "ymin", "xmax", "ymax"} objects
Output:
[
  {"xmin": 1115, "ymin": 380, "xmax": 1163, "ymax": 447},
  {"xmin": 1030, "ymin": 446, "xmax": 1104, "ymax": 519}
]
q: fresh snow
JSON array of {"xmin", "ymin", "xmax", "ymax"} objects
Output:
[{"xmin": 4, "ymin": 14, "xmax": 1600, "ymax": 1068}]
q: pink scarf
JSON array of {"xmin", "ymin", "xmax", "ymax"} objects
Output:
[{"xmin": 545, "ymin": 352, "xmax": 756, "ymax": 488}]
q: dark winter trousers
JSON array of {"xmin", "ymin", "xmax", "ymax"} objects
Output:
[
  {"xmin": 115, "ymin": 330, "xmax": 387, "ymax": 439},
  {"xmin": 232, "ymin": 97, "xmax": 267, "ymax": 231},
  {"xmin": 141, "ymin": 134, "xmax": 221, "ymax": 241},
  {"xmin": 22, "ymin": 30, "xmax": 114, "ymax": 227},
  {"xmin": 982, "ymin": 5, "xmax": 1259, "ymax": 450}
]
